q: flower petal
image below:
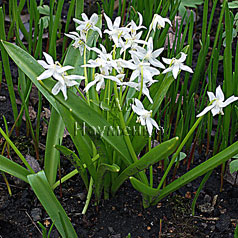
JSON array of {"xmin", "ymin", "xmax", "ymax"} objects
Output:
[
  {"xmin": 207, "ymin": 91, "xmax": 216, "ymax": 102},
  {"xmin": 211, "ymin": 105, "xmax": 222, "ymax": 116},
  {"xmin": 90, "ymin": 13, "xmax": 98, "ymax": 25},
  {"xmin": 221, "ymin": 95, "xmax": 238, "ymax": 107},
  {"xmin": 37, "ymin": 69, "xmax": 53, "ymax": 80},
  {"xmin": 146, "ymin": 118, "xmax": 153, "ymax": 137},
  {"xmin": 43, "ymin": 52, "xmax": 54, "ymax": 65},
  {"xmin": 52, "ymin": 82, "xmax": 62, "ymax": 95},
  {"xmin": 172, "ymin": 65, "xmax": 180, "ymax": 79},
  {"xmin": 134, "ymin": 98, "xmax": 145, "ymax": 110},
  {"xmin": 179, "ymin": 64, "xmax": 193, "ymax": 73},
  {"xmin": 178, "ymin": 52, "xmax": 187, "ymax": 63},
  {"xmin": 196, "ymin": 104, "xmax": 215, "ymax": 117},
  {"xmin": 104, "ymin": 13, "xmax": 113, "ymax": 30},
  {"xmin": 58, "ymin": 66, "xmax": 74, "ymax": 74},
  {"xmin": 38, "ymin": 60, "xmax": 49, "ymax": 69},
  {"xmin": 215, "ymin": 85, "xmax": 224, "ymax": 102},
  {"xmin": 81, "ymin": 13, "xmax": 88, "ymax": 21},
  {"xmin": 152, "ymin": 48, "xmax": 164, "ymax": 58},
  {"xmin": 162, "ymin": 57, "xmax": 172, "ymax": 65}
]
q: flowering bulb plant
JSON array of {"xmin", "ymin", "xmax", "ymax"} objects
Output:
[{"xmin": 1, "ymin": 6, "xmax": 238, "ymax": 237}]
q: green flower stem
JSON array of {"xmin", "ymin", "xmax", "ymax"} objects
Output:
[
  {"xmin": 52, "ymin": 169, "xmax": 78, "ymax": 190},
  {"xmin": 113, "ymin": 83, "xmax": 137, "ymax": 163},
  {"xmin": 52, "ymin": 154, "xmax": 99, "ymax": 190},
  {"xmin": 149, "ymin": 136, "xmax": 153, "ymax": 187},
  {"xmin": 74, "ymin": 85, "xmax": 87, "ymax": 102},
  {"xmin": 82, "ymin": 176, "xmax": 93, "ymax": 214},
  {"xmin": 0, "ymin": 127, "xmax": 35, "ymax": 174},
  {"xmin": 84, "ymin": 32, "xmax": 90, "ymax": 104},
  {"xmin": 157, "ymin": 116, "xmax": 203, "ymax": 191},
  {"xmin": 126, "ymin": 66, "xmax": 144, "ymax": 126},
  {"xmin": 138, "ymin": 66, "xmax": 144, "ymax": 100}
]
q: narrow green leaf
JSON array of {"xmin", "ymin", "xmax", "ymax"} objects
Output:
[
  {"xmin": 44, "ymin": 108, "xmax": 65, "ymax": 186},
  {"xmin": 28, "ymin": 171, "xmax": 77, "ymax": 238},
  {"xmin": 152, "ymin": 140, "xmax": 238, "ymax": 205},
  {"xmin": 112, "ymin": 137, "xmax": 179, "ymax": 195},
  {"xmin": 0, "ymin": 155, "xmax": 32, "ymax": 183}
]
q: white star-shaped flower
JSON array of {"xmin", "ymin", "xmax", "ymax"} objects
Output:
[
  {"xmin": 52, "ymin": 73, "xmax": 85, "ymax": 100},
  {"xmin": 131, "ymin": 99, "xmax": 159, "ymax": 137},
  {"xmin": 73, "ymin": 13, "xmax": 102, "ymax": 37},
  {"xmin": 162, "ymin": 52, "xmax": 193, "ymax": 79},
  {"xmin": 197, "ymin": 85, "xmax": 238, "ymax": 117},
  {"xmin": 150, "ymin": 14, "xmax": 172, "ymax": 31},
  {"xmin": 122, "ymin": 55, "xmax": 160, "ymax": 84},
  {"xmin": 82, "ymin": 44, "xmax": 117, "ymax": 75},
  {"xmin": 104, "ymin": 13, "xmax": 129, "ymax": 46},
  {"xmin": 64, "ymin": 31, "xmax": 89, "ymax": 56},
  {"xmin": 37, "ymin": 52, "xmax": 73, "ymax": 85},
  {"xmin": 127, "ymin": 12, "xmax": 146, "ymax": 36},
  {"xmin": 130, "ymin": 37, "xmax": 165, "ymax": 69}
]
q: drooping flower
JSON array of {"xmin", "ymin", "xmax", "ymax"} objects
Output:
[
  {"xmin": 64, "ymin": 31, "xmax": 89, "ymax": 56},
  {"xmin": 128, "ymin": 12, "xmax": 146, "ymax": 35},
  {"xmin": 150, "ymin": 14, "xmax": 172, "ymax": 31},
  {"xmin": 130, "ymin": 37, "xmax": 165, "ymax": 69},
  {"xmin": 196, "ymin": 85, "xmax": 238, "ymax": 117},
  {"xmin": 73, "ymin": 13, "xmax": 102, "ymax": 37},
  {"xmin": 122, "ymin": 55, "xmax": 160, "ymax": 84},
  {"xmin": 119, "ymin": 31, "xmax": 147, "ymax": 54},
  {"xmin": 84, "ymin": 73, "xmax": 124, "ymax": 92},
  {"xmin": 104, "ymin": 13, "xmax": 129, "ymax": 46},
  {"xmin": 52, "ymin": 73, "xmax": 85, "ymax": 100},
  {"xmin": 162, "ymin": 52, "xmax": 193, "ymax": 79},
  {"xmin": 131, "ymin": 99, "xmax": 159, "ymax": 137},
  {"xmin": 82, "ymin": 44, "xmax": 117, "ymax": 75}
]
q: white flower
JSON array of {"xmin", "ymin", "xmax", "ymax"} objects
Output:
[
  {"xmin": 130, "ymin": 37, "xmax": 165, "ymax": 69},
  {"xmin": 64, "ymin": 31, "xmax": 88, "ymax": 56},
  {"xmin": 123, "ymin": 81, "xmax": 155, "ymax": 103},
  {"xmin": 197, "ymin": 85, "xmax": 238, "ymax": 117},
  {"xmin": 84, "ymin": 73, "xmax": 124, "ymax": 92},
  {"xmin": 73, "ymin": 13, "xmax": 102, "ymax": 37},
  {"xmin": 52, "ymin": 73, "xmax": 85, "ymax": 100},
  {"xmin": 128, "ymin": 12, "xmax": 146, "ymax": 35},
  {"xmin": 82, "ymin": 44, "xmax": 117, "ymax": 75},
  {"xmin": 150, "ymin": 14, "xmax": 172, "ymax": 31},
  {"xmin": 132, "ymin": 99, "xmax": 159, "ymax": 137},
  {"xmin": 123, "ymin": 55, "xmax": 160, "ymax": 84},
  {"xmin": 104, "ymin": 13, "xmax": 129, "ymax": 46},
  {"xmin": 119, "ymin": 31, "xmax": 147, "ymax": 54},
  {"xmin": 162, "ymin": 52, "xmax": 193, "ymax": 79},
  {"xmin": 37, "ymin": 52, "xmax": 74, "ymax": 85}
]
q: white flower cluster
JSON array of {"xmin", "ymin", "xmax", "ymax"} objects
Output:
[{"xmin": 37, "ymin": 12, "xmax": 194, "ymax": 137}]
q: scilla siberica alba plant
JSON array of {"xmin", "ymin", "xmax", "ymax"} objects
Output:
[{"xmin": 2, "ymin": 10, "xmax": 238, "ymax": 219}]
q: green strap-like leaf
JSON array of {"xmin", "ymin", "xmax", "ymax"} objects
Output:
[
  {"xmin": 0, "ymin": 155, "xmax": 32, "ymax": 183},
  {"xmin": 28, "ymin": 171, "xmax": 77, "ymax": 238},
  {"xmin": 130, "ymin": 140, "xmax": 238, "ymax": 206},
  {"xmin": 111, "ymin": 137, "xmax": 179, "ymax": 195}
]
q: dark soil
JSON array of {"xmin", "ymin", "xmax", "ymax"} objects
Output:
[{"xmin": 0, "ymin": 1, "xmax": 238, "ymax": 238}]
